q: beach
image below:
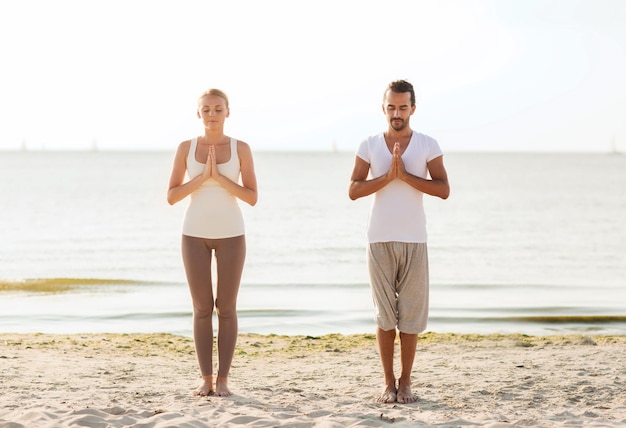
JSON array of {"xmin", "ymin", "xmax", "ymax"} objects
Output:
[
  {"xmin": 1, "ymin": 151, "xmax": 625, "ymax": 426},
  {"xmin": 1, "ymin": 333, "xmax": 625, "ymax": 427}
]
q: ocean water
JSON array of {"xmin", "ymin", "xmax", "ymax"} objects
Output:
[{"xmin": 0, "ymin": 150, "xmax": 625, "ymax": 337}]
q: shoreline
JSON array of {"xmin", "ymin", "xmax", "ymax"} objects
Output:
[{"xmin": 1, "ymin": 332, "xmax": 625, "ymax": 427}]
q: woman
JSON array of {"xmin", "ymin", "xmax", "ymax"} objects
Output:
[{"xmin": 167, "ymin": 88, "xmax": 258, "ymax": 397}]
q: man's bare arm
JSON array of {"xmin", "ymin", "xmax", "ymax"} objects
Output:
[
  {"xmin": 348, "ymin": 156, "xmax": 393, "ymax": 200},
  {"xmin": 397, "ymin": 155, "xmax": 450, "ymax": 199}
]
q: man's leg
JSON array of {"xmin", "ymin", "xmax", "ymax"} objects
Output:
[
  {"xmin": 396, "ymin": 243, "xmax": 428, "ymax": 404},
  {"xmin": 368, "ymin": 242, "xmax": 401, "ymax": 403},
  {"xmin": 376, "ymin": 327, "xmax": 397, "ymax": 403},
  {"xmin": 397, "ymin": 332, "xmax": 418, "ymax": 403}
]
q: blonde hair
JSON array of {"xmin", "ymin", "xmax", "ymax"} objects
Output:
[{"xmin": 198, "ymin": 88, "xmax": 229, "ymax": 108}]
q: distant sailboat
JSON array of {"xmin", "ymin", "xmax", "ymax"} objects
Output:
[{"xmin": 610, "ymin": 136, "xmax": 621, "ymax": 155}]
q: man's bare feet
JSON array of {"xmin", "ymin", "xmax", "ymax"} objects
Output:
[
  {"xmin": 215, "ymin": 376, "xmax": 232, "ymax": 397},
  {"xmin": 193, "ymin": 375, "xmax": 214, "ymax": 397},
  {"xmin": 396, "ymin": 379, "xmax": 417, "ymax": 404}
]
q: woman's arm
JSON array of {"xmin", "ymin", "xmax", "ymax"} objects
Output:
[
  {"xmin": 211, "ymin": 140, "xmax": 258, "ymax": 206},
  {"xmin": 167, "ymin": 140, "xmax": 210, "ymax": 205}
]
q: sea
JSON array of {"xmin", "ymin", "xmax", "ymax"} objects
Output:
[{"xmin": 1, "ymin": 150, "xmax": 625, "ymax": 337}]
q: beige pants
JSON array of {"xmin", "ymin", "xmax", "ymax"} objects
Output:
[{"xmin": 367, "ymin": 242, "xmax": 429, "ymax": 334}]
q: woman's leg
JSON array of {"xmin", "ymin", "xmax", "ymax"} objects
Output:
[
  {"xmin": 181, "ymin": 235, "xmax": 215, "ymax": 395},
  {"xmin": 214, "ymin": 234, "xmax": 246, "ymax": 395}
]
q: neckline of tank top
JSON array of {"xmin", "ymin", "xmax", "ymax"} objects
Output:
[{"xmin": 192, "ymin": 137, "xmax": 236, "ymax": 166}]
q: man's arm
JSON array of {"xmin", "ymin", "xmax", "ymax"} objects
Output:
[
  {"xmin": 398, "ymin": 155, "xmax": 450, "ymax": 199},
  {"xmin": 348, "ymin": 156, "xmax": 393, "ymax": 200}
]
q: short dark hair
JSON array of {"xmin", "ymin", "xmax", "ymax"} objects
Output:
[{"xmin": 385, "ymin": 80, "xmax": 416, "ymax": 107}]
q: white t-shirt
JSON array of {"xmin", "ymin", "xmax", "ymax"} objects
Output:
[{"xmin": 356, "ymin": 131, "xmax": 443, "ymax": 243}]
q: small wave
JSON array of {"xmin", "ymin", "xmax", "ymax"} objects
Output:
[
  {"xmin": 244, "ymin": 282, "xmax": 369, "ymax": 289},
  {"xmin": 435, "ymin": 283, "xmax": 622, "ymax": 290},
  {"xmin": 100, "ymin": 311, "xmax": 191, "ymax": 320},
  {"xmin": 0, "ymin": 278, "xmax": 161, "ymax": 293},
  {"xmin": 431, "ymin": 315, "xmax": 626, "ymax": 325},
  {"xmin": 505, "ymin": 315, "xmax": 626, "ymax": 324}
]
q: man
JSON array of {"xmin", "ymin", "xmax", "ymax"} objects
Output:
[{"xmin": 349, "ymin": 80, "xmax": 449, "ymax": 404}]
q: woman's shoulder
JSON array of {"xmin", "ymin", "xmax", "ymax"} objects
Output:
[
  {"xmin": 233, "ymin": 137, "xmax": 248, "ymax": 147},
  {"xmin": 172, "ymin": 139, "xmax": 194, "ymax": 162},
  {"xmin": 235, "ymin": 139, "xmax": 253, "ymax": 154},
  {"xmin": 176, "ymin": 138, "xmax": 193, "ymax": 152}
]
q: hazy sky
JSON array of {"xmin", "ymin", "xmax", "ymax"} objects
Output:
[{"xmin": 1, "ymin": 0, "xmax": 625, "ymax": 152}]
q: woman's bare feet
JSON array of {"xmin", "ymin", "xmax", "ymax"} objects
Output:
[
  {"xmin": 215, "ymin": 376, "xmax": 232, "ymax": 397},
  {"xmin": 193, "ymin": 375, "xmax": 214, "ymax": 396},
  {"xmin": 396, "ymin": 378, "xmax": 417, "ymax": 404},
  {"xmin": 376, "ymin": 379, "xmax": 397, "ymax": 403}
]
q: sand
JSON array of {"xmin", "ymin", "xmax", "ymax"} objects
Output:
[{"xmin": 1, "ymin": 332, "xmax": 625, "ymax": 427}]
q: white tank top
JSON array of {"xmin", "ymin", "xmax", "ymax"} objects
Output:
[{"xmin": 182, "ymin": 137, "xmax": 245, "ymax": 239}]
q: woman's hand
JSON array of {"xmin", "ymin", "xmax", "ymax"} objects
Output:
[
  {"xmin": 202, "ymin": 145, "xmax": 221, "ymax": 181},
  {"xmin": 209, "ymin": 145, "xmax": 220, "ymax": 179},
  {"xmin": 201, "ymin": 145, "xmax": 213, "ymax": 180}
]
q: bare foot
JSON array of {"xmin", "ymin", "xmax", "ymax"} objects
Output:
[
  {"xmin": 396, "ymin": 379, "xmax": 417, "ymax": 404},
  {"xmin": 215, "ymin": 376, "xmax": 232, "ymax": 397},
  {"xmin": 376, "ymin": 382, "xmax": 397, "ymax": 403},
  {"xmin": 193, "ymin": 376, "xmax": 214, "ymax": 397}
]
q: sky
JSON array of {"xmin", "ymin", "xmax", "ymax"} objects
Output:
[{"xmin": 1, "ymin": 0, "xmax": 625, "ymax": 153}]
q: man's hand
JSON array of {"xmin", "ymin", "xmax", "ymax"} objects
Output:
[{"xmin": 388, "ymin": 142, "xmax": 407, "ymax": 180}]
